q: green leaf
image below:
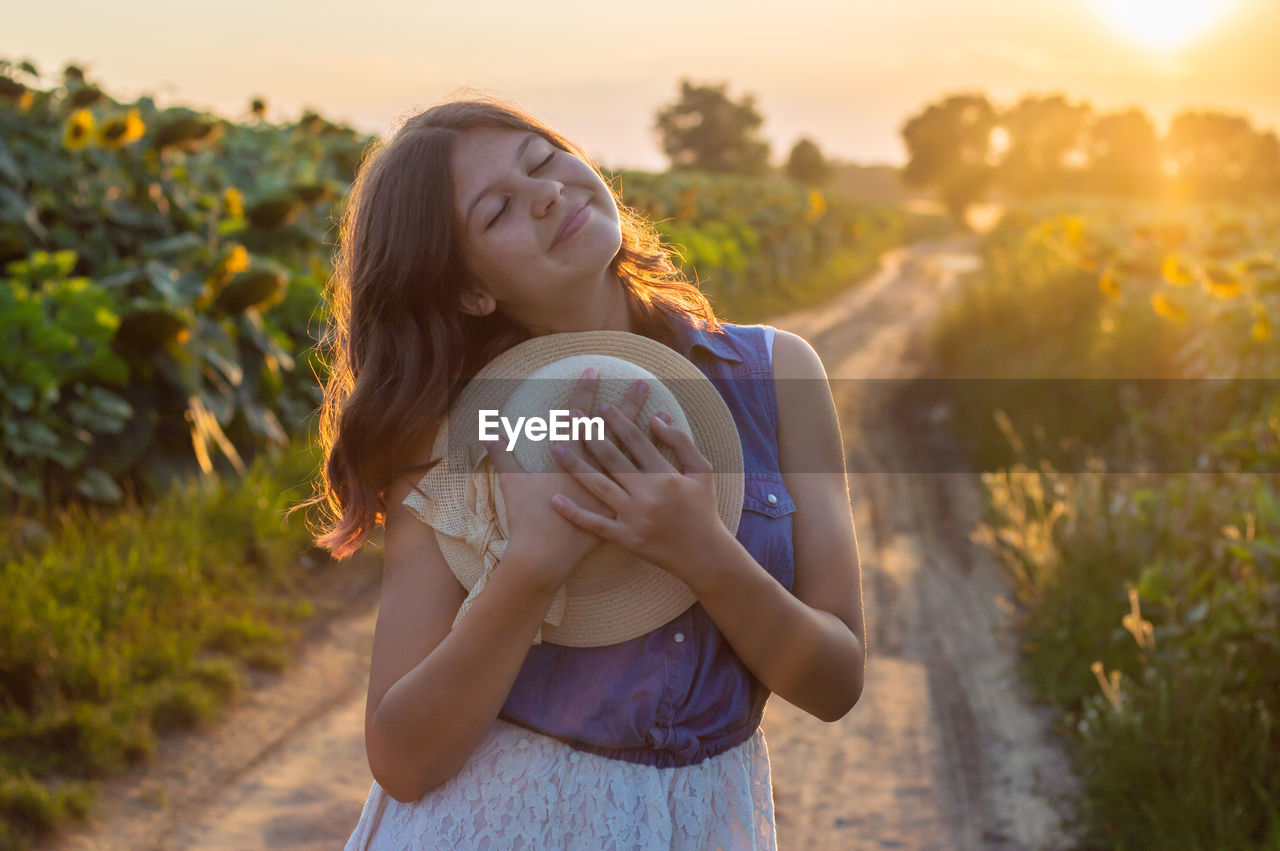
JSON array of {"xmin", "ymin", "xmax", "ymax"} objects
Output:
[
  {"xmin": 67, "ymin": 400, "xmax": 128, "ymax": 434},
  {"xmin": 5, "ymin": 383, "xmax": 34, "ymax": 411},
  {"xmin": 202, "ymin": 343, "xmax": 243, "ymax": 387},
  {"xmin": 47, "ymin": 249, "xmax": 77, "ymax": 278},
  {"xmin": 76, "ymin": 468, "xmax": 124, "ymax": 503},
  {"xmin": 86, "ymin": 386, "xmax": 133, "ymax": 420},
  {"xmin": 18, "ymin": 419, "xmax": 59, "ymax": 448},
  {"xmin": 104, "ymin": 199, "xmax": 156, "ymax": 229},
  {"xmin": 145, "ymin": 260, "xmax": 205, "ymax": 306},
  {"xmin": 0, "ymin": 138, "xmax": 21, "ymax": 187},
  {"xmin": 0, "ymin": 466, "xmax": 41, "ymax": 500},
  {"xmin": 90, "ymin": 351, "xmax": 130, "ymax": 385},
  {"xmin": 0, "ymin": 184, "xmax": 27, "ymax": 222},
  {"xmin": 141, "ymin": 232, "xmax": 204, "ymax": 260},
  {"xmin": 46, "ymin": 440, "xmax": 87, "ymax": 468},
  {"xmin": 97, "ymin": 267, "xmax": 150, "ymax": 291},
  {"xmin": 244, "ymin": 402, "xmax": 288, "ymax": 445},
  {"xmin": 5, "ymin": 249, "xmax": 78, "ymax": 282},
  {"xmin": 1185, "ymin": 600, "xmax": 1210, "ymax": 625}
]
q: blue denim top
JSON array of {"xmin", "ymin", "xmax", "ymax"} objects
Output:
[{"xmin": 497, "ymin": 312, "xmax": 798, "ymax": 768}]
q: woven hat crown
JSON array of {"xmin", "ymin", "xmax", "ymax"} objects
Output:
[{"xmin": 402, "ymin": 329, "xmax": 744, "ymax": 647}]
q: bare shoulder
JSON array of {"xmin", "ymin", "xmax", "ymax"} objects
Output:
[
  {"xmin": 770, "ymin": 329, "xmax": 837, "ymax": 459},
  {"xmin": 770, "ymin": 328, "xmax": 829, "ymax": 381}
]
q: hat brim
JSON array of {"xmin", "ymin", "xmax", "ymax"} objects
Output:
[{"xmin": 421, "ymin": 329, "xmax": 744, "ymax": 647}]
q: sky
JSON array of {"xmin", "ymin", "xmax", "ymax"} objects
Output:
[{"xmin": 7, "ymin": 0, "xmax": 1279, "ymax": 170}]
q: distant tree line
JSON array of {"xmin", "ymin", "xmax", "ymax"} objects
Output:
[
  {"xmin": 901, "ymin": 92, "xmax": 1280, "ymax": 218},
  {"xmin": 651, "ymin": 80, "xmax": 1280, "ymax": 217}
]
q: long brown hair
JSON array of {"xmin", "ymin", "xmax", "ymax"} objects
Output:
[{"xmin": 306, "ymin": 94, "xmax": 724, "ymax": 559}]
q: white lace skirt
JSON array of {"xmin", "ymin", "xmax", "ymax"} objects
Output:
[{"xmin": 345, "ymin": 717, "xmax": 776, "ymax": 850}]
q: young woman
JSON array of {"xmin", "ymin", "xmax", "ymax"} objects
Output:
[{"xmin": 314, "ymin": 96, "xmax": 866, "ymax": 848}]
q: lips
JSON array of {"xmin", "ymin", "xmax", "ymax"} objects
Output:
[{"xmin": 552, "ymin": 200, "xmax": 589, "ymax": 249}]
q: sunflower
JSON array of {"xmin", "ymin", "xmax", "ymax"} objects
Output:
[
  {"xmin": 1252, "ymin": 305, "xmax": 1272, "ymax": 342},
  {"xmin": 1097, "ymin": 264, "xmax": 1121, "ymax": 301},
  {"xmin": 223, "ymin": 187, "xmax": 244, "ymax": 219},
  {"xmin": 1204, "ymin": 278, "xmax": 1243, "ymax": 299},
  {"xmin": 805, "ymin": 187, "xmax": 827, "ymax": 224},
  {"xmin": 1150, "ymin": 291, "xmax": 1188, "ymax": 324},
  {"xmin": 66, "ymin": 84, "xmax": 104, "ymax": 108},
  {"xmin": 97, "ymin": 108, "xmax": 146, "ymax": 151},
  {"xmin": 207, "ymin": 243, "xmax": 250, "ymax": 290},
  {"xmin": 223, "ymin": 244, "xmax": 250, "ymax": 277},
  {"xmin": 63, "ymin": 109, "xmax": 95, "ymax": 151},
  {"xmin": 1161, "ymin": 254, "xmax": 1196, "ymax": 287}
]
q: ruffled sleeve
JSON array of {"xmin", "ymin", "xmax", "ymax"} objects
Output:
[{"xmin": 401, "ymin": 417, "xmax": 568, "ymax": 644}]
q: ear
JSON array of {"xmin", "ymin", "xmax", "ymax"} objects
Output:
[{"xmin": 458, "ymin": 286, "xmax": 496, "ymax": 317}]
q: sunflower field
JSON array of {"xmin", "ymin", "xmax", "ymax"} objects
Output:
[
  {"xmin": 0, "ymin": 57, "xmax": 926, "ymax": 849},
  {"xmin": 0, "ymin": 59, "xmax": 921, "ymax": 518},
  {"xmin": 926, "ymin": 196, "xmax": 1280, "ymax": 848},
  {"xmin": 609, "ymin": 169, "xmax": 928, "ymax": 321}
]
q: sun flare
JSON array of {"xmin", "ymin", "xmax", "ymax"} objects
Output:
[{"xmin": 1085, "ymin": 0, "xmax": 1236, "ymax": 49}]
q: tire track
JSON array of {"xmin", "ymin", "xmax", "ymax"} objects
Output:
[{"xmin": 764, "ymin": 235, "xmax": 1079, "ymax": 850}]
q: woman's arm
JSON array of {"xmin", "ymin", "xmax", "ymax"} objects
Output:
[
  {"xmin": 364, "ymin": 471, "xmax": 565, "ymax": 803},
  {"xmin": 684, "ymin": 330, "xmax": 866, "ymax": 721}
]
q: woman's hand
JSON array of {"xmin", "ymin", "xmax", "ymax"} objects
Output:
[
  {"xmin": 480, "ymin": 368, "xmax": 615, "ymax": 588},
  {"xmin": 548, "ymin": 379, "xmax": 728, "ymax": 585}
]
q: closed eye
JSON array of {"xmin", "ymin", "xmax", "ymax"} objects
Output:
[{"xmin": 487, "ymin": 150, "xmax": 557, "ymax": 229}]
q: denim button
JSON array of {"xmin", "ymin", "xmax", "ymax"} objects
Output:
[
  {"xmin": 767, "ymin": 493, "xmax": 778, "ymax": 505},
  {"xmin": 674, "ymin": 632, "xmax": 685, "ymax": 643}
]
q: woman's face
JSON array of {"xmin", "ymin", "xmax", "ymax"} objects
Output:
[{"xmin": 450, "ymin": 125, "xmax": 624, "ymax": 333}]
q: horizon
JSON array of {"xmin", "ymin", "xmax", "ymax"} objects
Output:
[{"xmin": 7, "ymin": 0, "xmax": 1279, "ymax": 171}]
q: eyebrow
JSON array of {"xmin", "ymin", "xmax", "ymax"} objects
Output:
[{"xmin": 465, "ymin": 133, "xmax": 537, "ymax": 231}]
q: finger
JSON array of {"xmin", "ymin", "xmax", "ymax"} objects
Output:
[
  {"xmin": 652, "ymin": 416, "xmax": 713, "ymax": 475},
  {"xmin": 565, "ymin": 369, "xmax": 598, "ymax": 462},
  {"xmin": 481, "ymin": 438, "xmax": 523, "ymax": 475},
  {"xmin": 600, "ymin": 379, "xmax": 650, "ymax": 464},
  {"xmin": 550, "ymin": 493, "xmax": 624, "ymax": 541},
  {"xmin": 570, "ymin": 407, "xmax": 606, "ymax": 470},
  {"xmin": 568, "ymin": 367, "xmax": 598, "ymax": 429},
  {"xmin": 551, "ymin": 442, "xmax": 630, "ymax": 506},
  {"xmin": 600, "ymin": 402, "xmax": 669, "ymax": 473},
  {"xmin": 614, "ymin": 378, "xmax": 650, "ymax": 424},
  {"xmin": 581, "ymin": 408, "xmax": 643, "ymax": 477}
]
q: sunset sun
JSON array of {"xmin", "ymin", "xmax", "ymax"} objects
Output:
[{"xmin": 1085, "ymin": 0, "xmax": 1237, "ymax": 49}]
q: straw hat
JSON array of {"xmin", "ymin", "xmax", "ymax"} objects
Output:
[{"xmin": 403, "ymin": 328, "xmax": 744, "ymax": 647}]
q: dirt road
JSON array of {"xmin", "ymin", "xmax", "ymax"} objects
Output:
[
  {"xmin": 760, "ymin": 236, "xmax": 1078, "ymax": 849},
  {"xmin": 43, "ymin": 234, "xmax": 1078, "ymax": 850}
]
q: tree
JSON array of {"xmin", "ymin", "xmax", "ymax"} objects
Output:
[
  {"xmin": 654, "ymin": 80, "xmax": 771, "ymax": 176},
  {"xmin": 1250, "ymin": 130, "xmax": 1280, "ymax": 197},
  {"xmin": 1166, "ymin": 110, "xmax": 1273, "ymax": 201},
  {"xmin": 1084, "ymin": 108, "xmax": 1163, "ymax": 196},
  {"xmin": 786, "ymin": 138, "xmax": 832, "ymax": 186},
  {"xmin": 996, "ymin": 93, "xmax": 1092, "ymax": 197},
  {"xmin": 900, "ymin": 92, "xmax": 997, "ymax": 221}
]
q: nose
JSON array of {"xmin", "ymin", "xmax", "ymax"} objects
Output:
[{"xmin": 532, "ymin": 176, "xmax": 564, "ymax": 218}]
